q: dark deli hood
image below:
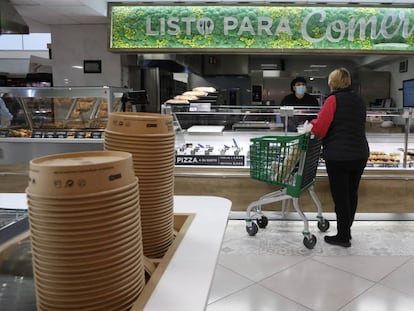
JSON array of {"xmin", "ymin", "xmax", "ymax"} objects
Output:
[
  {"xmin": 144, "ymin": 60, "xmax": 187, "ymax": 73},
  {"xmin": 142, "ymin": 54, "xmax": 249, "ymax": 76},
  {"xmin": 0, "ymin": 0, "xmax": 29, "ymax": 34},
  {"xmin": 140, "ymin": 54, "xmax": 282, "ymax": 76}
]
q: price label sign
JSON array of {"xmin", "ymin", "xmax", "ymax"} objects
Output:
[
  {"xmin": 44, "ymin": 131, "xmax": 57, "ymax": 138},
  {"xmin": 0, "ymin": 130, "xmax": 9, "ymax": 138},
  {"xmin": 75, "ymin": 131, "xmax": 87, "ymax": 138},
  {"xmin": 55, "ymin": 131, "xmax": 68, "ymax": 138},
  {"xmin": 32, "ymin": 131, "xmax": 44, "ymax": 138},
  {"xmin": 90, "ymin": 131, "xmax": 103, "ymax": 139},
  {"xmin": 176, "ymin": 155, "xmax": 245, "ymax": 166}
]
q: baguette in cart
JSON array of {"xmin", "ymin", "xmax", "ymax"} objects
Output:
[{"xmin": 245, "ymin": 132, "xmax": 330, "ymax": 249}]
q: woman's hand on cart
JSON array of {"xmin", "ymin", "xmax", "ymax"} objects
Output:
[{"xmin": 302, "ymin": 120, "xmax": 313, "ymax": 133}]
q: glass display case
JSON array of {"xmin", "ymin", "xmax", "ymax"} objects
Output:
[
  {"xmin": 1, "ymin": 95, "xmax": 412, "ymax": 168},
  {"xmin": 168, "ymin": 104, "xmax": 317, "ymax": 131},
  {"xmin": 167, "ymin": 105, "xmax": 414, "ymax": 169},
  {"xmin": 171, "ymin": 109, "xmax": 414, "ymax": 214},
  {"xmin": 0, "ymin": 86, "xmax": 128, "ymax": 138},
  {"xmin": 0, "ymin": 87, "xmax": 129, "ymax": 165},
  {"xmin": 167, "ymin": 104, "xmax": 405, "ymax": 133}
]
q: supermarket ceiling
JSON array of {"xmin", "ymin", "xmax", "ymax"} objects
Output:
[{"xmin": 9, "ymin": 0, "xmax": 414, "ymax": 32}]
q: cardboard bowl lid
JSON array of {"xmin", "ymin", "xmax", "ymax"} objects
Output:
[
  {"xmin": 27, "ymin": 151, "xmax": 136, "ymax": 196},
  {"xmin": 106, "ymin": 112, "xmax": 174, "ymax": 135}
]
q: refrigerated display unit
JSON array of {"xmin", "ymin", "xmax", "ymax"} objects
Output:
[{"xmin": 0, "ymin": 86, "xmax": 128, "ymax": 165}]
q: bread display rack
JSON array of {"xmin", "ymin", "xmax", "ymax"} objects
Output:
[
  {"xmin": 0, "ymin": 86, "xmax": 128, "ymax": 137},
  {"xmin": 0, "ymin": 87, "xmax": 128, "ymax": 165}
]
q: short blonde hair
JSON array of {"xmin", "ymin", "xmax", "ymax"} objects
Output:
[{"xmin": 328, "ymin": 68, "xmax": 352, "ymax": 91}]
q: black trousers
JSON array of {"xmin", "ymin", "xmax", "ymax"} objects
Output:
[{"xmin": 325, "ymin": 159, "xmax": 367, "ymax": 240}]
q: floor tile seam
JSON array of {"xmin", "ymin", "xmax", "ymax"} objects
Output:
[
  {"xmin": 309, "ymin": 257, "xmax": 387, "ymax": 283},
  {"xmin": 377, "ymin": 280, "xmax": 414, "ymax": 300},
  {"xmin": 208, "ymin": 280, "xmax": 313, "ymax": 310},
  {"xmin": 309, "ymin": 257, "xmax": 414, "ymax": 302},
  {"xmin": 216, "ymin": 263, "xmax": 257, "ymax": 283},
  {"xmin": 217, "ymin": 256, "xmax": 310, "ymax": 284},
  {"xmin": 254, "ymin": 281, "xmax": 314, "ymax": 311},
  {"xmin": 335, "ymin": 283, "xmax": 378, "ymax": 311},
  {"xmin": 206, "ymin": 283, "xmax": 257, "ymax": 306},
  {"xmin": 251, "ymin": 257, "xmax": 313, "ymax": 283},
  {"xmin": 376, "ymin": 255, "xmax": 414, "ymax": 283}
]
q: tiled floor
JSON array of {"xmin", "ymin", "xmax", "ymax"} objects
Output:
[{"xmin": 207, "ymin": 219, "xmax": 414, "ymax": 311}]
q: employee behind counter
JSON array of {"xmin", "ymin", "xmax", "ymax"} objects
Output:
[{"xmin": 281, "ymin": 77, "xmax": 320, "ymax": 132}]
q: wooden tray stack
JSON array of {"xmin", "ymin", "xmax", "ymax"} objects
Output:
[
  {"xmin": 26, "ymin": 151, "xmax": 145, "ymax": 310},
  {"xmin": 105, "ymin": 112, "xmax": 176, "ymax": 258}
]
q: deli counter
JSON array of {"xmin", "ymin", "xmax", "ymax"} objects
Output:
[
  {"xmin": 1, "ymin": 91, "xmax": 413, "ymax": 214},
  {"xmin": 169, "ymin": 105, "xmax": 414, "ymax": 214},
  {"xmin": 169, "ymin": 104, "xmax": 413, "ymax": 168},
  {"xmin": 0, "ymin": 89, "xmax": 413, "ymax": 167}
]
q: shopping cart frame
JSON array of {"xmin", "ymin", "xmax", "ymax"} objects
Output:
[{"xmin": 245, "ymin": 132, "xmax": 329, "ymax": 249}]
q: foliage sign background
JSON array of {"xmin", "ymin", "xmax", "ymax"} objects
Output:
[{"xmin": 109, "ymin": 5, "xmax": 414, "ymax": 52}]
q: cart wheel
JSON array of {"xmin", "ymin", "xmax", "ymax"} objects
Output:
[
  {"xmin": 257, "ymin": 216, "xmax": 268, "ymax": 229},
  {"xmin": 303, "ymin": 234, "xmax": 317, "ymax": 249},
  {"xmin": 317, "ymin": 218, "xmax": 330, "ymax": 232},
  {"xmin": 246, "ymin": 222, "xmax": 259, "ymax": 236}
]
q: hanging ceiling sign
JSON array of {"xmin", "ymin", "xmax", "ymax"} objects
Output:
[{"xmin": 109, "ymin": 5, "xmax": 414, "ymax": 53}]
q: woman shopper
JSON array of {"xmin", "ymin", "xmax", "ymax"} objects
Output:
[{"xmin": 305, "ymin": 67, "xmax": 369, "ymax": 247}]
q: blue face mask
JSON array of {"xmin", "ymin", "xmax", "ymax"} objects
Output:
[{"xmin": 295, "ymin": 85, "xmax": 306, "ymax": 96}]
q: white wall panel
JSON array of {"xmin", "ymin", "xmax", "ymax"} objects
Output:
[{"xmin": 51, "ymin": 24, "xmax": 122, "ymax": 87}]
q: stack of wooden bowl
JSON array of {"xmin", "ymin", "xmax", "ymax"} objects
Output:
[
  {"xmin": 105, "ymin": 112, "xmax": 175, "ymax": 258},
  {"xmin": 26, "ymin": 151, "xmax": 145, "ymax": 311}
]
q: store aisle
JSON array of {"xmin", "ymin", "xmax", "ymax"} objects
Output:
[{"xmin": 207, "ymin": 220, "xmax": 414, "ymax": 311}]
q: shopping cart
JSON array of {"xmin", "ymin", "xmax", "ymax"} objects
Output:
[{"xmin": 245, "ymin": 132, "xmax": 329, "ymax": 249}]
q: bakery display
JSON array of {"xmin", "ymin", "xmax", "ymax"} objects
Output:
[
  {"xmin": 164, "ymin": 98, "xmax": 189, "ymax": 104},
  {"xmin": 183, "ymin": 90, "xmax": 208, "ymax": 97},
  {"xmin": 368, "ymin": 151, "xmax": 401, "ymax": 165},
  {"xmin": 7, "ymin": 128, "xmax": 32, "ymax": 137},
  {"xmin": 174, "ymin": 95, "xmax": 198, "ymax": 101},
  {"xmin": 164, "ymin": 86, "xmax": 218, "ymax": 105},
  {"xmin": 0, "ymin": 87, "xmax": 127, "ymax": 143},
  {"xmin": 192, "ymin": 86, "xmax": 217, "ymax": 93}
]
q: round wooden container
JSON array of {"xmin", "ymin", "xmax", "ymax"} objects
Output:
[
  {"xmin": 106, "ymin": 112, "xmax": 174, "ymax": 136},
  {"xmin": 27, "ymin": 151, "xmax": 135, "ymax": 197}
]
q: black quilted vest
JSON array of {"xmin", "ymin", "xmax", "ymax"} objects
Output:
[{"xmin": 322, "ymin": 88, "xmax": 370, "ymax": 161}]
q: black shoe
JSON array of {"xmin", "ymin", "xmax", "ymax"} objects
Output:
[{"xmin": 324, "ymin": 235, "xmax": 351, "ymax": 248}]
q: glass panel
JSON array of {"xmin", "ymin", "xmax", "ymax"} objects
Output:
[
  {"xmin": 23, "ymin": 96, "xmax": 56, "ymax": 129},
  {"xmin": 1, "ymin": 94, "xmax": 31, "ymax": 137},
  {"xmin": 0, "ymin": 87, "xmax": 131, "ymax": 138}
]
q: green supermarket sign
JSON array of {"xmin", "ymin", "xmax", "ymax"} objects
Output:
[{"xmin": 109, "ymin": 5, "xmax": 414, "ymax": 52}]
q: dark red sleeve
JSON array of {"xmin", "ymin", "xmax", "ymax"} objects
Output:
[{"xmin": 310, "ymin": 95, "xmax": 336, "ymax": 138}]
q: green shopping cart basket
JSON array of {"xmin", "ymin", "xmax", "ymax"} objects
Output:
[
  {"xmin": 250, "ymin": 133, "xmax": 309, "ymax": 197},
  {"xmin": 246, "ymin": 132, "xmax": 329, "ymax": 249}
]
